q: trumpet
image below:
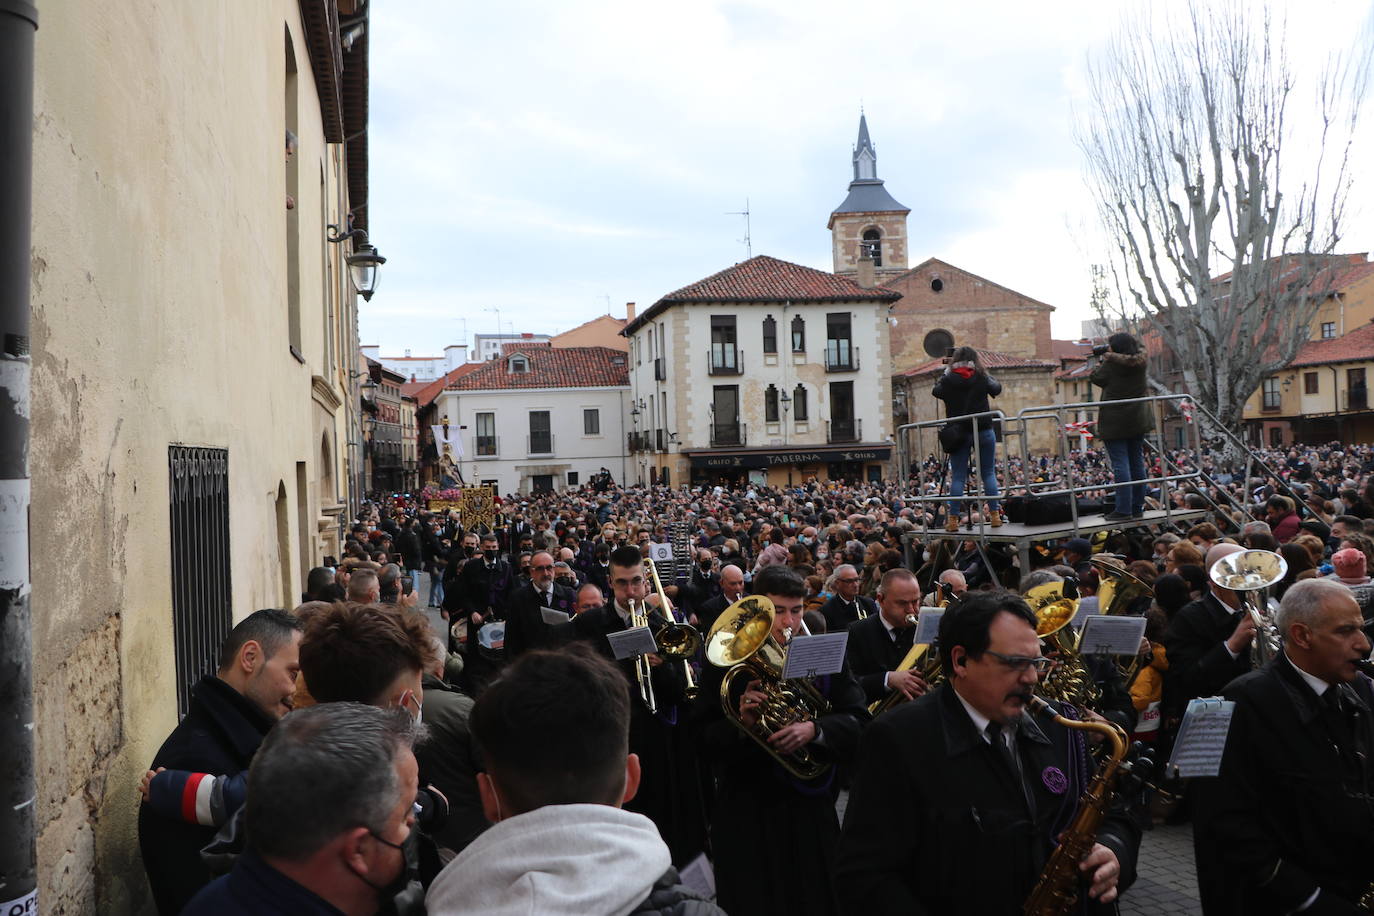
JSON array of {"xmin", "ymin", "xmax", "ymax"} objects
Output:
[
  {"xmin": 646, "ymin": 556, "xmax": 701, "ymax": 700},
  {"xmin": 628, "ymin": 592, "xmax": 657, "ymax": 714}
]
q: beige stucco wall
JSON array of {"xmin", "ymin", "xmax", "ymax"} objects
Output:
[
  {"xmin": 551, "ymin": 315, "xmax": 628, "ymax": 351},
  {"xmin": 831, "ymin": 210, "xmax": 909, "ymax": 278},
  {"xmin": 29, "ymin": 3, "xmax": 360, "ymax": 911}
]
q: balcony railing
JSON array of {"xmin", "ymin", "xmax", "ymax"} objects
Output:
[
  {"xmin": 825, "ymin": 344, "xmax": 860, "ymax": 372},
  {"xmin": 527, "ymin": 434, "xmax": 554, "ymax": 456},
  {"xmin": 710, "ymin": 422, "xmax": 747, "ymax": 447},
  {"xmin": 627, "ymin": 432, "xmax": 643, "ymax": 452},
  {"xmin": 707, "ymin": 349, "xmax": 743, "ymax": 376},
  {"xmin": 1346, "ymin": 388, "xmax": 1369, "ymax": 411},
  {"xmin": 475, "ymin": 435, "xmax": 499, "ymax": 458},
  {"xmin": 826, "ymin": 418, "xmax": 861, "ymax": 443}
]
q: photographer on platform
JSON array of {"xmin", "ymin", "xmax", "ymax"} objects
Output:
[
  {"xmin": 1090, "ymin": 333, "xmax": 1152, "ymax": 521},
  {"xmin": 933, "ymin": 346, "xmax": 1003, "ymax": 532}
]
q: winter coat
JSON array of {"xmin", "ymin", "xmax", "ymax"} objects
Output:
[
  {"xmin": 1089, "ymin": 351, "xmax": 1153, "ymax": 439},
  {"xmin": 931, "ymin": 370, "xmax": 1002, "ymax": 434}
]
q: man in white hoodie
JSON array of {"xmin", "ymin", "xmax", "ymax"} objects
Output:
[{"xmin": 424, "ymin": 644, "xmax": 724, "ymax": 916}]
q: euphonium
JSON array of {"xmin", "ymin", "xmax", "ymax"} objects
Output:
[
  {"xmin": 646, "ymin": 556, "xmax": 701, "ymax": 700},
  {"xmin": 1026, "ymin": 583, "xmax": 1098, "ymax": 707},
  {"xmin": 705, "ymin": 596, "xmax": 833, "ymax": 780},
  {"xmin": 1209, "ymin": 549, "xmax": 1287, "ymax": 668},
  {"xmin": 868, "ymin": 614, "xmax": 944, "ymax": 717},
  {"xmin": 1023, "ymin": 695, "xmax": 1131, "ymax": 915}
]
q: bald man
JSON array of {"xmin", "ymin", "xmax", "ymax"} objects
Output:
[{"xmin": 696, "ymin": 564, "xmax": 746, "ymax": 634}]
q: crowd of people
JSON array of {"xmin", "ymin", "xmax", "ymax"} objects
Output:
[{"xmin": 132, "ymin": 434, "xmax": 1374, "ymax": 915}]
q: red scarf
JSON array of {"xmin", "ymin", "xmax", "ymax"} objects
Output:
[{"xmin": 952, "ymin": 366, "xmax": 975, "ymax": 379}]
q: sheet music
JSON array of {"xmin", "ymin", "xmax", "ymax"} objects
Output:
[
  {"xmin": 678, "ymin": 853, "xmax": 716, "ymax": 899},
  {"xmin": 781, "ymin": 632, "xmax": 849, "ymax": 680},
  {"xmin": 1077, "ymin": 615, "xmax": 1147, "ymax": 655},
  {"xmin": 913, "ymin": 609, "xmax": 944, "ymax": 646},
  {"xmin": 607, "ymin": 626, "xmax": 659, "ymax": 660},
  {"xmin": 540, "ymin": 606, "xmax": 572, "ymax": 625},
  {"xmin": 1167, "ymin": 697, "xmax": 1235, "ymax": 778}
]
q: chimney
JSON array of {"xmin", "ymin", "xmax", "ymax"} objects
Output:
[
  {"xmin": 856, "ymin": 254, "xmax": 876, "ymax": 289},
  {"xmin": 626, "ymin": 301, "xmax": 637, "ymax": 322}
]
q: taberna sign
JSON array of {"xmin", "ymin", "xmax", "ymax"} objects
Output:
[{"xmin": 688, "ymin": 447, "xmax": 890, "ymax": 470}]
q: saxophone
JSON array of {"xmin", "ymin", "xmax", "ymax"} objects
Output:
[{"xmin": 1023, "ymin": 695, "xmax": 1130, "ymax": 916}]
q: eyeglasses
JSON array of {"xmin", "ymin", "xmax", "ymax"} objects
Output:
[
  {"xmin": 983, "ymin": 650, "xmax": 1054, "ymax": 674},
  {"xmin": 531, "ymin": 564, "xmax": 555, "ymax": 572}
]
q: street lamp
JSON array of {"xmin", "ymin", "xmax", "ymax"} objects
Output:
[{"xmin": 327, "ymin": 225, "xmax": 387, "ymax": 301}]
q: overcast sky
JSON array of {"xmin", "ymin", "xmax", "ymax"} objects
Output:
[{"xmin": 361, "ymin": 0, "xmax": 1374, "ymax": 357}]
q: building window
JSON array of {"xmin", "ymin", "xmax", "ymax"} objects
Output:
[
  {"xmin": 791, "ymin": 315, "xmax": 806, "ymax": 352},
  {"xmin": 1321, "ymin": 322, "xmax": 1336, "ymax": 339},
  {"xmin": 567, "ymin": 471, "xmax": 579, "ymax": 486},
  {"xmin": 648, "ymin": 328, "xmax": 655, "ymax": 358},
  {"xmin": 861, "ymin": 228, "xmax": 882, "ymax": 266},
  {"xmin": 509, "ymin": 356, "xmax": 529, "ymax": 373},
  {"xmin": 1262, "ymin": 377, "xmax": 1281, "ymax": 410},
  {"xmin": 762, "ymin": 316, "xmax": 777, "ymax": 354},
  {"xmin": 475, "ymin": 412, "xmax": 497, "ymax": 456},
  {"xmin": 826, "ymin": 312, "xmax": 854, "ymax": 370},
  {"xmin": 712, "ymin": 385, "xmax": 741, "ymax": 446},
  {"xmin": 529, "ymin": 411, "xmax": 552, "ymax": 454},
  {"xmin": 1304, "ymin": 372, "xmax": 1319, "ymax": 394},
  {"xmin": 765, "ymin": 385, "xmax": 779, "ymax": 422},
  {"xmin": 1269, "ymin": 426, "xmax": 1284, "ymax": 447},
  {"xmin": 583, "ymin": 408, "xmax": 600, "ymax": 435},
  {"xmin": 829, "ymin": 381, "xmax": 857, "ymax": 441},
  {"xmin": 710, "ymin": 315, "xmax": 738, "ymax": 372},
  {"xmin": 169, "ymin": 446, "xmax": 232, "ymax": 717},
  {"xmin": 1349, "ymin": 367, "xmax": 1368, "ymax": 411},
  {"xmin": 793, "ymin": 384, "xmax": 808, "ymax": 421}
]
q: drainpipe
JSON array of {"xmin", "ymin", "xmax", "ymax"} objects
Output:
[{"xmin": 0, "ymin": 2, "xmax": 38, "ymax": 913}]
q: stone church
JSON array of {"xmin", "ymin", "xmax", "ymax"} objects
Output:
[{"xmin": 827, "ymin": 115, "xmax": 1063, "ymax": 453}]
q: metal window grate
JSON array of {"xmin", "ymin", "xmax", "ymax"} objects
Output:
[{"xmin": 169, "ymin": 446, "xmax": 232, "ymax": 718}]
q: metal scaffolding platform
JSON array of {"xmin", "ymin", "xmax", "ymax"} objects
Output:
[{"xmin": 903, "ymin": 507, "xmax": 1211, "ymax": 587}]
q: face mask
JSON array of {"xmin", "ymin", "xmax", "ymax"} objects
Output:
[
  {"xmin": 557, "ymin": 575, "xmax": 576, "ymax": 588},
  {"xmin": 722, "ymin": 548, "xmax": 732, "ymax": 556},
  {"xmin": 700, "ymin": 561, "xmax": 713, "ymax": 571},
  {"xmin": 483, "ymin": 549, "xmax": 498, "ymax": 561},
  {"xmin": 364, "ymin": 829, "xmax": 425, "ymax": 916}
]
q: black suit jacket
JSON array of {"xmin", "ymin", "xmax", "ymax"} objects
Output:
[
  {"xmin": 835, "ymin": 685, "xmax": 1139, "ymax": 915},
  {"xmin": 844, "ymin": 615, "xmax": 917, "ymax": 705},
  {"xmin": 504, "ymin": 581, "xmax": 577, "ymax": 659},
  {"xmin": 820, "ymin": 594, "xmax": 878, "ymax": 634},
  {"xmin": 1162, "ymin": 592, "xmax": 1252, "ymax": 717},
  {"xmin": 696, "ymin": 592, "xmax": 742, "ymax": 635},
  {"xmin": 1198, "ymin": 656, "xmax": 1374, "ymax": 914},
  {"xmin": 453, "ymin": 557, "xmax": 514, "ymax": 618},
  {"xmin": 139, "ymin": 677, "xmax": 276, "ymax": 915}
]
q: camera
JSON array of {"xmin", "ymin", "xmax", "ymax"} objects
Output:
[{"xmin": 1091, "ymin": 344, "xmax": 1110, "ymax": 357}]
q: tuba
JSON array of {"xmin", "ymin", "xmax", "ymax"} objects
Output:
[
  {"xmin": 1209, "ymin": 549, "xmax": 1287, "ymax": 668},
  {"xmin": 646, "ymin": 556, "xmax": 701, "ymax": 700},
  {"xmin": 1026, "ymin": 583, "xmax": 1098, "ymax": 707},
  {"xmin": 705, "ymin": 596, "xmax": 833, "ymax": 780}
]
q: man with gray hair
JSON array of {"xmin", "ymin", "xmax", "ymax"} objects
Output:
[
  {"xmin": 183, "ymin": 703, "xmax": 424, "ymax": 915},
  {"xmin": 1196, "ymin": 578, "xmax": 1374, "ymax": 914},
  {"xmin": 820, "ymin": 563, "xmax": 878, "ymax": 632}
]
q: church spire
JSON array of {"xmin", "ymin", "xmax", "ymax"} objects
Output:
[{"xmin": 853, "ymin": 113, "xmax": 877, "ymax": 181}]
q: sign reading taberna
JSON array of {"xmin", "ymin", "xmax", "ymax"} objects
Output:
[{"xmin": 688, "ymin": 447, "xmax": 890, "ymax": 469}]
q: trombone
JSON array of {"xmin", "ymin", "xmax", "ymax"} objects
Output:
[
  {"xmin": 646, "ymin": 556, "xmax": 702, "ymax": 701},
  {"xmin": 627, "ymin": 590, "xmax": 658, "ymax": 714}
]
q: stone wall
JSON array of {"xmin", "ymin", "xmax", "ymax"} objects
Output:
[{"xmin": 831, "ymin": 210, "xmax": 909, "ymax": 278}]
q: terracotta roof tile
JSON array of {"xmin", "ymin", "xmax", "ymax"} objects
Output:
[
  {"xmin": 410, "ymin": 362, "xmax": 484, "ymax": 407},
  {"xmin": 627, "ymin": 255, "xmax": 900, "ymax": 336},
  {"xmin": 896, "ymin": 348, "xmax": 1058, "ymax": 378},
  {"xmin": 1289, "ymin": 322, "xmax": 1374, "ymax": 368},
  {"xmin": 448, "ymin": 346, "xmax": 629, "ymax": 391}
]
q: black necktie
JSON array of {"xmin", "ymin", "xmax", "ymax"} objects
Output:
[
  {"xmin": 986, "ymin": 721, "xmax": 1035, "ymax": 814},
  {"xmin": 541, "ymin": 589, "xmax": 551, "ymax": 607}
]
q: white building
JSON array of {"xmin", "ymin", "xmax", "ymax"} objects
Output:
[
  {"xmin": 624, "ymin": 255, "xmax": 900, "ymax": 487},
  {"xmin": 360, "ymin": 343, "xmax": 467, "ymax": 382},
  {"xmin": 434, "ymin": 344, "xmax": 631, "ymax": 495},
  {"xmin": 473, "ymin": 331, "xmax": 553, "ymax": 362}
]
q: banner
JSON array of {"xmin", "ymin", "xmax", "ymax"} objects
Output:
[{"xmin": 432, "ymin": 424, "xmax": 464, "ymax": 461}]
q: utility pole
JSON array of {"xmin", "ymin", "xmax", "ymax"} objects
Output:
[
  {"xmin": 0, "ymin": 3, "xmax": 39, "ymax": 913},
  {"xmin": 726, "ymin": 199, "xmax": 752, "ymax": 259}
]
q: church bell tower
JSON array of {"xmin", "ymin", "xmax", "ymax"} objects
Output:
[{"xmin": 828, "ymin": 114, "xmax": 910, "ymax": 278}]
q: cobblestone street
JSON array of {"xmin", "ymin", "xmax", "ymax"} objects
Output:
[{"xmin": 1119, "ymin": 823, "xmax": 1200, "ymax": 916}]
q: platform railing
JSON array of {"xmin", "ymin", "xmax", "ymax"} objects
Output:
[{"xmin": 895, "ymin": 392, "xmax": 1210, "ymax": 538}]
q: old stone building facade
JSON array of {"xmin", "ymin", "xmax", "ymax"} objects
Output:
[{"xmin": 28, "ymin": 2, "xmax": 373, "ymax": 910}]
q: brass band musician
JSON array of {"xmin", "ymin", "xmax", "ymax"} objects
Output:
[
  {"xmin": 836, "ymin": 591, "xmax": 1140, "ymax": 914},
  {"xmin": 844, "ymin": 569, "xmax": 929, "ymax": 707}
]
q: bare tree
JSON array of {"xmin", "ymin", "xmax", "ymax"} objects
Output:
[{"xmin": 1080, "ymin": 1, "xmax": 1369, "ymax": 437}]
